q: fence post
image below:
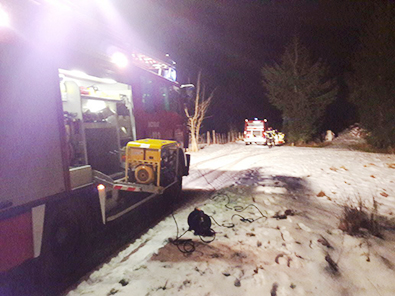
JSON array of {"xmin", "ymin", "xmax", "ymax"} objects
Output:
[
  {"xmin": 213, "ymin": 130, "xmax": 216, "ymax": 144},
  {"xmin": 207, "ymin": 131, "xmax": 210, "ymax": 145}
]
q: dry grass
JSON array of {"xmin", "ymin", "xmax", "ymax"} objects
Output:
[
  {"xmin": 286, "ymin": 141, "xmax": 332, "ymax": 148},
  {"xmin": 338, "ymin": 197, "xmax": 382, "ymax": 238},
  {"xmin": 348, "ymin": 143, "xmax": 394, "ymax": 154}
]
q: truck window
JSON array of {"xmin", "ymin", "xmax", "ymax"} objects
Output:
[
  {"xmin": 159, "ymin": 84, "xmax": 181, "ymax": 114},
  {"xmin": 159, "ymin": 85, "xmax": 170, "ymax": 111},
  {"xmin": 168, "ymin": 86, "xmax": 181, "ymax": 114},
  {"xmin": 140, "ymin": 76, "xmax": 155, "ymax": 113}
]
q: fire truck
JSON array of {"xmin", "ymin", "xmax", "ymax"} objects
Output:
[
  {"xmin": 0, "ymin": 1, "xmax": 190, "ymax": 292},
  {"xmin": 244, "ymin": 119, "xmax": 285, "ymax": 146},
  {"xmin": 243, "ymin": 118, "xmax": 268, "ymax": 145}
]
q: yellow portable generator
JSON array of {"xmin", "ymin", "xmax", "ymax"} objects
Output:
[{"xmin": 125, "ymin": 139, "xmax": 178, "ymax": 187}]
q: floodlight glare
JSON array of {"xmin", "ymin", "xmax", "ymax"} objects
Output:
[
  {"xmin": 111, "ymin": 52, "xmax": 128, "ymax": 68},
  {"xmin": 0, "ymin": 5, "xmax": 10, "ymax": 27}
]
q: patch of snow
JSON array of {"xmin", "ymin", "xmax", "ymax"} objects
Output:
[{"xmin": 67, "ymin": 143, "xmax": 395, "ymax": 296}]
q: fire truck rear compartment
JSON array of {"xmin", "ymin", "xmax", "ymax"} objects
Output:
[{"xmin": 61, "ymin": 69, "xmax": 135, "ymax": 177}]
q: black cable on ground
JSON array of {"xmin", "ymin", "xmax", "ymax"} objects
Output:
[
  {"xmin": 234, "ymin": 203, "xmax": 268, "ymax": 223},
  {"xmin": 171, "ymin": 213, "xmax": 194, "ymax": 254},
  {"xmin": 170, "ymin": 178, "xmax": 269, "ymax": 254},
  {"xmin": 171, "ymin": 214, "xmax": 216, "ymax": 254},
  {"xmin": 231, "ymin": 213, "xmax": 254, "ymax": 223},
  {"xmin": 197, "ymin": 168, "xmax": 217, "ymax": 191},
  {"xmin": 209, "ymin": 192, "xmax": 269, "ymax": 227},
  {"xmin": 210, "ymin": 215, "xmax": 235, "ymax": 228},
  {"xmin": 210, "ymin": 192, "xmax": 233, "ymax": 209},
  {"xmin": 199, "ymin": 230, "xmax": 216, "ymax": 243}
]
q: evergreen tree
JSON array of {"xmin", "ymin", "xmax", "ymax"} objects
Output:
[
  {"xmin": 348, "ymin": 2, "xmax": 395, "ymax": 149},
  {"xmin": 262, "ymin": 37, "xmax": 337, "ymax": 143}
]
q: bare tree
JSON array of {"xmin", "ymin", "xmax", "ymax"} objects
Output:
[{"xmin": 184, "ymin": 72, "xmax": 214, "ymax": 152}]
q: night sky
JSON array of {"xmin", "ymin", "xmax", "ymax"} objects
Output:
[{"xmin": 116, "ymin": 0, "xmax": 374, "ymax": 134}]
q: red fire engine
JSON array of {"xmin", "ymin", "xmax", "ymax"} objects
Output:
[
  {"xmin": 0, "ymin": 1, "xmax": 190, "ymax": 292},
  {"xmin": 243, "ymin": 118, "xmax": 268, "ymax": 145}
]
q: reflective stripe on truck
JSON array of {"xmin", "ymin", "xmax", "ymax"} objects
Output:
[
  {"xmin": 32, "ymin": 205, "xmax": 45, "ymax": 258},
  {"xmin": 113, "ymin": 185, "xmax": 142, "ymax": 192}
]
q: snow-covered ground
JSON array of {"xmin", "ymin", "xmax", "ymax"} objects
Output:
[{"xmin": 67, "ymin": 143, "xmax": 395, "ymax": 296}]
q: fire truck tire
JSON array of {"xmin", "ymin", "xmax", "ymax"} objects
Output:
[
  {"xmin": 47, "ymin": 210, "xmax": 83, "ymax": 260},
  {"xmin": 40, "ymin": 199, "xmax": 91, "ymax": 289}
]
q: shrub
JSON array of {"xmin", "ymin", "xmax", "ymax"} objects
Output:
[{"xmin": 339, "ymin": 198, "xmax": 381, "ymax": 238}]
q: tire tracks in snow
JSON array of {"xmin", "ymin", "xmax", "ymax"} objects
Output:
[{"xmin": 185, "ymin": 147, "xmax": 275, "ymax": 190}]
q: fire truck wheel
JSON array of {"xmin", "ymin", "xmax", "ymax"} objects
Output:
[
  {"xmin": 41, "ymin": 203, "xmax": 89, "ymax": 287},
  {"xmin": 48, "ymin": 210, "xmax": 82, "ymax": 259}
]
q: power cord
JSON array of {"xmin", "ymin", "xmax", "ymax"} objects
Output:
[
  {"xmin": 209, "ymin": 192, "xmax": 269, "ymax": 227},
  {"xmin": 170, "ymin": 172, "xmax": 269, "ymax": 254},
  {"xmin": 171, "ymin": 213, "xmax": 194, "ymax": 254},
  {"xmin": 171, "ymin": 213, "xmax": 216, "ymax": 254}
]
